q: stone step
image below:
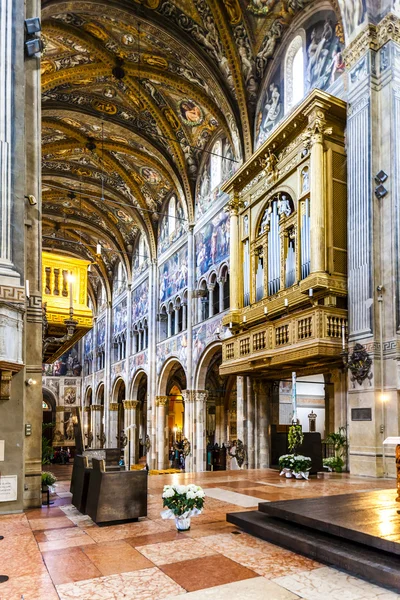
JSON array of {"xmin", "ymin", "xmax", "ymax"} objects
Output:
[{"xmin": 227, "ymin": 510, "xmax": 400, "ymax": 592}]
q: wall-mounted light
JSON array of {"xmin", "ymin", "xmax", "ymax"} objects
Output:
[
  {"xmin": 309, "ymin": 288, "xmax": 313, "ymax": 297},
  {"xmin": 375, "ymin": 184, "xmax": 388, "ymax": 199},
  {"xmin": 96, "ymin": 243, "xmax": 102, "ymax": 255},
  {"xmin": 375, "ymin": 170, "xmax": 388, "ymax": 184},
  {"xmin": 284, "ymin": 298, "xmax": 289, "ymax": 307},
  {"xmin": 24, "ymin": 17, "xmax": 43, "ymax": 57},
  {"xmin": 25, "ymin": 378, "xmax": 37, "ymax": 386}
]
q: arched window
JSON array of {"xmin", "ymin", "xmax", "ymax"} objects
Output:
[
  {"xmin": 285, "ymin": 35, "xmax": 305, "ymax": 114},
  {"xmin": 168, "ymin": 196, "xmax": 176, "ymax": 236},
  {"xmin": 210, "ymin": 140, "xmax": 222, "ymax": 190}
]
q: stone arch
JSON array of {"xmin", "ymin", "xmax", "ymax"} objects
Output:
[{"xmin": 157, "ymin": 357, "xmax": 187, "ymax": 397}]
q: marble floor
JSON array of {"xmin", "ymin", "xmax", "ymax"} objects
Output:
[{"xmin": 0, "ymin": 468, "xmax": 398, "ymax": 600}]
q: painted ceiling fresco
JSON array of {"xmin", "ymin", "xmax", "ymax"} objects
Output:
[{"xmin": 41, "ymin": 0, "xmax": 361, "ymax": 305}]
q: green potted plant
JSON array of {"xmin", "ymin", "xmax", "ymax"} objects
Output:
[
  {"xmin": 41, "ymin": 471, "xmax": 57, "ymax": 491},
  {"xmin": 161, "ymin": 483, "xmax": 205, "ymax": 531},
  {"xmin": 279, "ymin": 425, "xmax": 312, "ymax": 479},
  {"xmin": 292, "ymin": 455, "xmax": 312, "ymax": 479},
  {"xmin": 323, "ymin": 427, "xmax": 347, "ymax": 473}
]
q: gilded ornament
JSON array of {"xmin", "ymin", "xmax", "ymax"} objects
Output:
[
  {"xmin": 223, "ymin": 0, "xmax": 242, "ymax": 24},
  {"xmin": 142, "ymin": 54, "xmax": 168, "ymax": 69},
  {"xmin": 92, "ymin": 99, "xmax": 118, "ymax": 115},
  {"xmin": 82, "ymin": 22, "xmax": 108, "ymax": 41}
]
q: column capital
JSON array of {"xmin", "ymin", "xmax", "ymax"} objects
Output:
[
  {"xmin": 155, "ymin": 396, "xmax": 169, "ymax": 406},
  {"xmin": 302, "ymin": 110, "xmax": 332, "ymax": 150},
  {"xmin": 195, "ymin": 390, "xmax": 209, "ymax": 403},
  {"xmin": 225, "ymin": 193, "xmax": 243, "ymax": 217},
  {"xmin": 109, "ymin": 402, "xmax": 119, "ymax": 411},
  {"xmin": 90, "ymin": 404, "xmax": 103, "ymax": 411},
  {"xmin": 124, "ymin": 400, "xmax": 139, "ymax": 409}
]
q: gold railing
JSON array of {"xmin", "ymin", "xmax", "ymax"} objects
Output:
[{"xmin": 222, "ymin": 306, "xmax": 347, "ymax": 374}]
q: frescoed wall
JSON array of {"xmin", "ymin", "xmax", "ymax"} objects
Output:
[
  {"xmin": 159, "ymin": 245, "xmax": 188, "ymax": 303},
  {"xmin": 159, "ymin": 199, "xmax": 186, "ymax": 255},
  {"xmin": 42, "ymin": 344, "xmax": 82, "ymax": 376},
  {"xmin": 129, "ymin": 351, "xmax": 149, "ymax": 379},
  {"xmin": 132, "ymin": 279, "xmax": 149, "ymax": 322},
  {"xmin": 156, "ymin": 332, "xmax": 188, "ymax": 374},
  {"xmin": 113, "ymin": 297, "xmax": 128, "ymax": 336},
  {"xmin": 195, "ymin": 209, "xmax": 230, "ymax": 280},
  {"xmin": 192, "ymin": 316, "xmax": 223, "ymax": 365},
  {"xmin": 84, "ymin": 329, "xmax": 93, "ymax": 357},
  {"xmin": 255, "ymin": 9, "xmax": 343, "ymax": 148},
  {"xmin": 97, "ymin": 317, "xmax": 106, "ymax": 347}
]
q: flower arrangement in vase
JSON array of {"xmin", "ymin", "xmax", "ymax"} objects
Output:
[
  {"xmin": 41, "ymin": 471, "xmax": 57, "ymax": 491},
  {"xmin": 161, "ymin": 483, "xmax": 205, "ymax": 531},
  {"xmin": 278, "ymin": 425, "xmax": 311, "ymax": 480}
]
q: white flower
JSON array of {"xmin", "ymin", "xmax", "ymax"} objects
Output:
[
  {"xmin": 186, "ymin": 490, "xmax": 196, "ymax": 499},
  {"xmin": 195, "ymin": 490, "xmax": 205, "ymax": 498},
  {"xmin": 174, "ymin": 484, "xmax": 187, "ymax": 495},
  {"xmin": 162, "ymin": 487, "xmax": 175, "ymax": 499},
  {"xmin": 187, "ymin": 484, "xmax": 198, "ymax": 492}
]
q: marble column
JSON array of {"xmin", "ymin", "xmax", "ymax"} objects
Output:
[
  {"xmin": 174, "ymin": 305, "xmax": 179, "ymax": 335},
  {"xmin": 258, "ymin": 382, "xmax": 270, "ymax": 469},
  {"xmin": 246, "ymin": 378, "xmax": 255, "ymax": 469},
  {"xmin": 156, "ymin": 396, "xmax": 168, "ymax": 469},
  {"xmin": 215, "ymin": 398, "xmax": 224, "ymax": 446},
  {"xmin": 187, "ymin": 224, "xmax": 194, "ymax": 389},
  {"xmin": 148, "ymin": 259, "xmax": 158, "ymax": 469},
  {"xmin": 91, "ymin": 404, "xmax": 103, "ymax": 449},
  {"xmin": 236, "ymin": 376, "xmax": 246, "ymax": 468},
  {"xmin": 109, "ymin": 402, "xmax": 119, "ymax": 449},
  {"xmin": 208, "ymin": 285, "xmax": 214, "ymax": 318},
  {"xmin": 124, "ymin": 400, "xmax": 139, "ymax": 467},
  {"xmin": 227, "ymin": 194, "xmax": 241, "ymax": 311},
  {"xmin": 304, "ymin": 101, "xmax": 330, "ymax": 274},
  {"xmin": 182, "ymin": 390, "xmax": 194, "ymax": 472},
  {"xmin": 195, "ymin": 390, "xmax": 208, "ymax": 472}
]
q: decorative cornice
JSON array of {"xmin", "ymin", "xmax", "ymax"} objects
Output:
[{"xmin": 344, "ymin": 14, "xmax": 400, "ymax": 69}]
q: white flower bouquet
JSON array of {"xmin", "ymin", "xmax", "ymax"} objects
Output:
[{"xmin": 161, "ymin": 483, "xmax": 205, "ymax": 524}]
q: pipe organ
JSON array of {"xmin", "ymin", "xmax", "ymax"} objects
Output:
[{"xmin": 221, "ymin": 90, "xmax": 347, "ymax": 379}]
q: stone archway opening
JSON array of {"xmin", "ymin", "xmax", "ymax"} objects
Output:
[{"xmin": 42, "ymin": 389, "xmax": 56, "ymax": 465}]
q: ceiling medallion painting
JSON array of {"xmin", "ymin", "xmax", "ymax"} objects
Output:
[
  {"xmin": 178, "ymin": 99, "xmax": 204, "ymax": 127},
  {"xmin": 247, "ymin": 0, "xmax": 279, "ymax": 16}
]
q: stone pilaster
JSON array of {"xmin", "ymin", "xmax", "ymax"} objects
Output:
[
  {"xmin": 148, "ymin": 259, "xmax": 158, "ymax": 469},
  {"xmin": 343, "ymin": 14, "xmax": 400, "ymax": 476}
]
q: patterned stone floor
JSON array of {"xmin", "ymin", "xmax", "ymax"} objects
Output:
[{"xmin": 0, "ymin": 468, "xmax": 398, "ymax": 600}]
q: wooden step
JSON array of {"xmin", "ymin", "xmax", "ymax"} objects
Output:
[{"xmin": 227, "ymin": 509, "xmax": 400, "ymax": 593}]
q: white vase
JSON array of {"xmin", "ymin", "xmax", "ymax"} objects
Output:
[
  {"xmin": 285, "ymin": 471, "xmax": 293, "ymax": 478},
  {"xmin": 294, "ymin": 472, "xmax": 303, "ymax": 479},
  {"xmin": 175, "ymin": 515, "xmax": 191, "ymax": 532}
]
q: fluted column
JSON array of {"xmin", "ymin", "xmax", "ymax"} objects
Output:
[
  {"xmin": 156, "ymin": 396, "xmax": 168, "ymax": 469},
  {"xmin": 226, "ymin": 194, "xmax": 242, "ymax": 311},
  {"xmin": 304, "ymin": 103, "xmax": 331, "ymax": 274},
  {"xmin": 91, "ymin": 405, "xmax": 103, "ymax": 449}
]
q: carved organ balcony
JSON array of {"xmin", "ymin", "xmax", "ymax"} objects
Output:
[
  {"xmin": 221, "ymin": 90, "xmax": 347, "ymax": 378},
  {"xmin": 42, "ymin": 252, "xmax": 93, "ymax": 363}
]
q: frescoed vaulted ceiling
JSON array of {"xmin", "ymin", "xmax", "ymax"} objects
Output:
[{"xmin": 41, "ymin": 0, "xmax": 347, "ymax": 299}]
